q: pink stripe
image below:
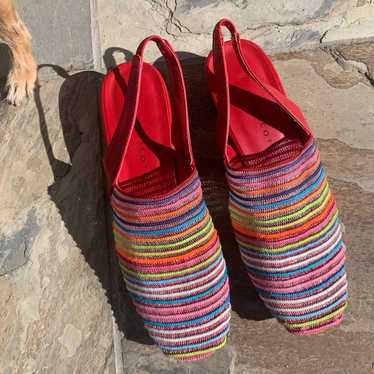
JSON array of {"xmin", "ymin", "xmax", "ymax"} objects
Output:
[
  {"xmin": 134, "ymin": 278, "xmax": 230, "ymax": 316},
  {"xmin": 136, "ymin": 284, "xmax": 230, "ymax": 323},
  {"xmin": 289, "ymin": 314, "xmax": 344, "ymax": 335},
  {"xmin": 147, "ymin": 308, "xmax": 231, "ymax": 334},
  {"xmin": 237, "ymin": 202, "xmax": 337, "ymax": 248},
  {"xmin": 119, "ymin": 237, "xmax": 220, "ymax": 273},
  {"xmin": 230, "ymin": 155, "xmax": 320, "ymax": 195},
  {"xmin": 250, "ymin": 250, "xmax": 345, "ymax": 290},
  {"xmin": 266, "ymin": 285, "xmax": 347, "ymax": 315},
  {"xmin": 111, "ymin": 186, "xmax": 201, "ymax": 215},
  {"xmin": 263, "ymin": 274, "xmax": 347, "ymax": 308},
  {"xmin": 127, "ymin": 260, "xmax": 225, "ymax": 295}
]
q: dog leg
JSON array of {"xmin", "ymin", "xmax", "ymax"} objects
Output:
[{"xmin": 0, "ymin": 0, "xmax": 37, "ymax": 105}]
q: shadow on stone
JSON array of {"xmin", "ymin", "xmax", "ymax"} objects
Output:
[
  {"xmin": 0, "ymin": 43, "xmax": 11, "ymax": 100},
  {"xmin": 33, "ymin": 63, "xmax": 153, "ymax": 347},
  {"xmin": 103, "ymin": 47, "xmax": 134, "ymax": 70}
]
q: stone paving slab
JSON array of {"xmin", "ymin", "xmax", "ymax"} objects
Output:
[
  {"xmin": 5, "ymin": 0, "xmax": 374, "ymax": 74},
  {"xmin": 0, "ymin": 70, "xmax": 115, "ymax": 373},
  {"xmin": 16, "ymin": 0, "xmax": 94, "ymax": 71},
  {"xmin": 97, "ymin": 0, "xmax": 374, "ymax": 66},
  {"xmin": 1, "ymin": 42, "xmax": 374, "ymax": 373}
]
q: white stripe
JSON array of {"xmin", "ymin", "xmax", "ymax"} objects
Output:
[
  {"xmin": 126, "ymin": 265, "xmax": 226, "ymax": 299},
  {"xmin": 260, "ymin": 274, "xmax": 347, "ymax": 306},
  {"xmin": 242, "ymin": 229, "xmax": 342, "ymax": 272},
  {"xmin": 146, "ymin": 307, "xmax": 231, "ymax": 335},
  {"xmin": 125, "ymin": 257, "xmax": 224, "ymax": 293},
  {"xmin": 243, "ymin": 224, "xmax": 341, "ymax": 265},
  {"xmin": 265, "ymin": 283, "xmax": 347, "ymax": 313},
  {"xmin": 152, "ymin": 317, "xmax": 231, "ymax": 343}
]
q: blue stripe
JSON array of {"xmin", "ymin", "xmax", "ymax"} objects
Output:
[
  {"xmin": 230, "ymin": 167, "xmax": 325, "ymax": 210},
  {"xmin": 246, "ymin": 240, "xmax": 343, "ymax": 277},
  {"xmin": 144, "ymin": 297, "xmax": 231, "ymax": 327},
  {"xmin": 231, "ymin": 163, "xmax": 322, "ymax": 202},
  {"xmin": 124, "ymin": 253, "xmax": 224, "ymax": 286},
  {"xmin": 113, "ymin": 199, "xmax": 205, "ymax": 228},
  {"xmin": 257, "ymin": 265, "xmax": 346, "ymax": 298},
  {"xmin": 159, "ymin": 325, "xmax": 230, "ymax": 351},
  {"xmin": 272, "ymin": 292, "xmax": 348, "ymax": 320},
  {"xmin": 113, "ymin": 201, "xmax": 207, "ymax": 235},
  {"xmin": 129, "ymin": 270, "xmax": 228, "ymax": 305},
  {"xmin": 239, "ymin": 218, "xmax": 340, "ymax": 258}
]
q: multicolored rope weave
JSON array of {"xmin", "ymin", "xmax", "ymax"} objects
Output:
[
  {"xmin": 226, "ymin": 137, "xmax": 348, "ymax": 334},
  {"xmin": 110, "ymin": 169, "xmax": 231, "ymax": 360}
]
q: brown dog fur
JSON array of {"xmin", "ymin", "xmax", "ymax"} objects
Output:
[{"xmin": 0, "ymin": 0, "xmax": 37, "ymax": 105}]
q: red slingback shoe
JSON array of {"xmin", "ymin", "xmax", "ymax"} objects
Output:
[
  {"xmin": 206, "ymin": 19, "xmax": 348, "ymax": 334},
  {"xmin": 100, "ymin": 35, "xmax": 231, "ymax": 360}
]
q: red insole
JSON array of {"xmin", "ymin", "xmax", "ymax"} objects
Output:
[
  {"xmin": 206, "ymin": 40, "xmax": 301, "ymax": 163},
  {"xmin": 100, "ymin": 62, "xmax": 176, "ymax": 184}
]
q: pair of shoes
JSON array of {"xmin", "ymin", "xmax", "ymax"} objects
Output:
[{"xmin": 100, "ymin": 19, "xmax": 348, "ymax": 360}]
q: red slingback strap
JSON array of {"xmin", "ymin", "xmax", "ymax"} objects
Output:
[
  {"xmin": 212, "ymin": 20, "xmax": 235, "ymax": 160},
  {"xmin": 212, "ymin": 19, "xmax": 311, "ymax": 159},
  {"xmin": 103, "ymin": 35, "xmax": 193, "ymax": 189}
]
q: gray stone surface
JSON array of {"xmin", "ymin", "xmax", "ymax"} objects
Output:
[
  {"xmin": 15, "ymin": 0, "xmax": 94, "ymax": 70},
  {"xmin": 0, "ymin": 208, "xmax": 39, "ymax": 275},
  {"xmin": 97, "ymin": 0, "xmax": 374, "ymax": 66},
  {"xmin": 1, "ymin": 42, "xmax": 374, "ymax": 373},
  {"xmin": 0, "ymin": 71, "xmax": 115, "ymax": 373},
  {"xmin": 3, "ymin": 0, "xmax": 374, "ymax": 73}
]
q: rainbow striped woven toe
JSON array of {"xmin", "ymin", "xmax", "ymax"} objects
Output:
[
  {"xmin": 227, "ymin": 138, "xmax": 348, "ymax": 334},
  {"xmin": 111, "ymin": 170, "xmax": 231, "ymax": 360}
]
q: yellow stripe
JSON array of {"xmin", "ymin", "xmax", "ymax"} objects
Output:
[
  {"xmin": 115, "ymin": 217, "xmax": 213, "ymax": 251},
  {"xmin": 170, "ymin": 336, "xmax": 227, "ymax": 359},
  {"xmin": 232, "ymin": 189, "xmax": 332, "ymax": 233},
  {"xmin": 119, "ymin": 246, "xmax": 222, "ymax": 279},
  {"xmin": 117, "ymin": 225, "xmax": 215, "ymax": 258},
  {"xmin": 115, "ymin": 212, "xmax": 210, "ymax": 244},
  {"xmin": 237, "ymin": 210, "xmax": 339, "ymax": 253},
  {"xmin": 230, "ymin": 182, "xmax": 330, "ymax": 227},
  {"xmin": 113, "ymin": 192, "xmax": 201, "ymax": 223},
  {"xmin": 285, "ymin": 302, "xmax": 347, "ymax": 329}
]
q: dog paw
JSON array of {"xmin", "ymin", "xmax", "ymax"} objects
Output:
[{"xmin": 6, "ymin": 57, "xmax": 37, "ymax": 106}]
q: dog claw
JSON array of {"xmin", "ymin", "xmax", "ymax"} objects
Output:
[{"xmin": 5, "ymin": 64, "xmax": 37, "ymax": 106}]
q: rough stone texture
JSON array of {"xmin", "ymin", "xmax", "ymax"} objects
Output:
[
  {"xmin": 14, "ymin": 0, "xmax": 94, "ymax": 71},
  {"xmin": 97, "ymin": 0, "xmax": 374, "ymax": 66},
  {"xmin": 334, "ymin": 41, "xmax": 374, "ymax": 81},
  {"xmin": 1, "ymin": 43, "xmax": 374, "ymax": 373},
  {"xmin": 274, "ymin": 48, "xmax": 374, "ymax": 149},
  {"xmin": 0, "ymin": 71, "xmax": 115, "ymax": 373},
  {"xmin": 3, "ymin": 1, "xmax": 374, "ymax": 72},
  {"xmin": 0, "ymin": 208, "xmax": 39, "ymax": 275}
]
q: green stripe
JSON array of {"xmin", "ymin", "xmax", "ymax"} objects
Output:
[
  {"xmin": 118, "ymin": 225, "xmax": 215, "ymax": 258},
  {"xmin": 232, "ymin": 187, "xmax": 332, "ymax": 233},
  {"xmin": 115, "ymin": 216, "xmax": 213, "ymax": 251},
  {"xmin": 285, "ymin": 302, "xmax": 347, "ymax": 329},
  {"xmin": 230, "ymin": 181, "xmax": 329, "ymax": 227},
  {"xmin": 237, "ymin": 210, "xmax": 339, "ymax": 253},
  {"xmin": 119, "ymin": 246, "xmax": 222, "ymax": 279},
  {"xmin": 170, "ymin": 336, "xmax": 227, "ymax": 358}
]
